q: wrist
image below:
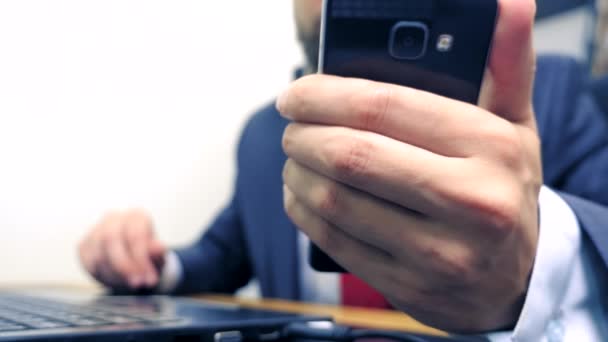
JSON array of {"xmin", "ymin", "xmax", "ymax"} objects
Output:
[{"xmin": 156, "ymin": 250, "xmax": 183, "ymax": 294}]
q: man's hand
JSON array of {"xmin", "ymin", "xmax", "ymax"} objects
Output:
[
  {"xmin": 78, "ymin": 209, "xmax": 166, "ymax": 290},
  {"xmin": 278, "ymin": 0, "xmax": 540, "ymax": 333}
]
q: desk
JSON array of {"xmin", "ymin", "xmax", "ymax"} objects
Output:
[
  {"xmin": 2, "ymin": 285, "xmax": 446, "ymax": 337},
  {"xmin": 196, "ymin": 295, "xmax": 446, "ymax": 337}
]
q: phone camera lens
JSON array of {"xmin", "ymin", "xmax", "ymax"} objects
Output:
[
  {"xmin": 389, "ymin": 21, "xmax": 429, "ymax": 60},
  {"xmin": 403, "ymin": 36, "xmax": 415, "ymax": 48}
]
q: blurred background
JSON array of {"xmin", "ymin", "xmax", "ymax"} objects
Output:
[{"xmin": 0, "ymin": 0, "xmax": 605, "ymax": 287}]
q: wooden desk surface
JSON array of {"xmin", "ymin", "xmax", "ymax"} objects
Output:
[
  {"xmin": 195, "ymin": 295, "xmax": 446, "ymax": 337},
  {"xmin": 2, "ymin": 284, "xmax": 445, "ymax": 337}
]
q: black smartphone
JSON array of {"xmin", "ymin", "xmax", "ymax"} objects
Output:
[{"xmin": 310, "ymin": 0, "xmax": 498, "ymax": 272}]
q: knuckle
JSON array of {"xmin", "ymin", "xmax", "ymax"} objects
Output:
[
  {"xmin": 477, "ymin": 191, "xmax": 521, "ymax": 237},
  {"xmin": 315, "ymin": 226, "xmax": 340, "ymax": 252},
  {"xmin": 482, "ymin": 123, "xmax": 524, "ymax": 168},
  {"xmin": 420, "ymin": 244, "xmax": 443, "ymax": 265},
  {"xmin": 313, "ymin": 183, "xmax": 341, "ymax": 217},
  {"xmin": 100, "ymin": 214, "xmax": 125, "ymax": 234},
  {"xmin": 107, "ymin": 244, "xmax": 130, "ymax": 274},
  {"xmin": 282, "ymin": 159, "xmax": 293, "ymax": 183},
  {"xmin": 283, "ymin": 191, "xmax": 298, "ymax": 220},
  {"xmin": 125, "ymin": 221, "xmax": 151, "ymax": 241},
  {"xmin": 422, "ymin": 244, "xmax": 480, "ymax": 285},
  {"xmin": 126, "ymin": 208, "xmax": 151, "ymax": 224},
  {"xmin": 353, "ymin": 84, "xmax": 393, "ymax": 132},
  {"xmin": 128, "ymin": 209, "xmax": 153, "ymax": 230},
  {"xmin": 286, "ymin": 77, "xmax": 313, "ymax": 116},
  {"xmin": 98, "ymin": 230, "xmax": 113, "ymax": 247},
  {"xmin": 326, "ymin": 136, "xmax": 373, "ymax": 179},
  {"xmin": 442, "ymin": 252, "xmax": 479, "ymax": 285},
  {"xmin": 283, "ymin": 201, "xmax": 293, "ymax": 219},
  {"xmin": 101, "ymin": 210, "xmax": 123, "ymax": 224},
  {"xmin": 125, "ymin": 226, "xmax": 140, "ymax": 241},
  {"xmin": 125, "ymin": 229, "xmax": 145, "ymax": 248},
  {"xmin": 452, "ymin": 184, "xmax": 521, "ymax": 238},
  {"xmin": 282, "ymin": 124, "xmax": 296, "ymax": 154},
  {"xmin": 490, "ymin": 205, "xmax": 520, "ymax": 237}
]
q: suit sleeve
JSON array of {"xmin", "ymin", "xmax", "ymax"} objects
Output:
[
  {"xmin": 172, "ymin": 196, "xmax": 253, "ymax": 295},
  {"xmin": 539, "ymin": 65, "xmax": 608, "ymax": 206},
  {"xmin": 553, "ymin": 93, "xmax": 608, "ymax": 266},
  {"xmin": 535, "ymin": 57, "xmax": 608, "ymax": 268},
  {"xmin": 559, "ymin": 193, "xmax": 608, "ymax": 273},
  {"xmin": 553, "ymin": 93, "xmax": 608, "ymax": 206}
]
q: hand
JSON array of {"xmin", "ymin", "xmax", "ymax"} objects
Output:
[
  {"xmin": 278, "ymin": 0, "xmax": 540, "ymax": 333},
  {"xmin": 79, "ymin": 209, "xmax": 166, "ymax": 290}
]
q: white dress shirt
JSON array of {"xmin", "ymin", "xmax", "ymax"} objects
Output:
[
  {"xmin": 161, "ymin": 187, "xmax": 608, "ymax": 341},
  {"xmin": 487, "ymin": 187, "xmax": 608, "ymax": 342}
]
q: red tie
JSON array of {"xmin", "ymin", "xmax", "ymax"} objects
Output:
[{"xmin": 341, "ymin": 274, "xmax": 392, "ymax": 309}]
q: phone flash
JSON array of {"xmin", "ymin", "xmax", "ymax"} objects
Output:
[{"xmin": 437, "ymin": 34, "xmax": 454, "ymax": 52}]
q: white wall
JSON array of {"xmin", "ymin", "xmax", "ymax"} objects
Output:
[
  {"xmin": 0, "ymin": 1, "xmax": 300, "ymax": 286},
  {"xmin": 534, "ymin": 6, "xmax": 593, "ymax": 61},
  {"xmin": 0, "ymin": 1, "xmax": 591, "ymax": 287}
]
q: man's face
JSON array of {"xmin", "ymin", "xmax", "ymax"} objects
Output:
[{"xmin": 294, "ymin": 0, "xmax": 323, "ymax": 70}]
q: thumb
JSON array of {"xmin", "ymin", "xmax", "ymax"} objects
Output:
[{"xmin": 479, "ymin": 0, "xmax": 537, "ymax": 124}]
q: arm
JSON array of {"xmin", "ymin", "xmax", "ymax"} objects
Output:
[
  {"xmin": 80, "ymin": 117, "xmax": 256, "ymax": 294},
  {"xmin": 277, "ymin": 1, "xmax": 606, "ymax": 333},
  {"xmin": 539, "ymin": 68, "xmax": 608, "ymax": 207},
  {"xmin": 171, "ymin": 197, "xmax": 253, "ymax": 295},
  {"xmin": 537, "ymin": 57, "xmax": 608, "ymax": 266},
  {"xmin": 166, "ymin": 111, "xmax": 263, "ymax": 295},
  {"xmin": 488, "ymin": 188, "xmax": 608, "ymax": 341},
  {"xmin": 560, "ymin": 193, "xmax": 608, "ymax": 272},
  {"xmin": 487, "ymin": 75, "xmax": 608, "ymax": 340}
]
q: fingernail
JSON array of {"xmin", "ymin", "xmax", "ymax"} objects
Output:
[{"xmin": 276, "ymin": 88, "xmax": 290, "ymax": 117}]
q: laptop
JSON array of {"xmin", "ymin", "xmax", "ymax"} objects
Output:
[
  {"xmin": 0, "ymin": 289, "xmax": 488, "ymax": 342},
  {"xmin": 0, "ymin": 289, "xmax": 329, "ymax": 342}
]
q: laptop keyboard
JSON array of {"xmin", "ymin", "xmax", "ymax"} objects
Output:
[{"xmin": 0, "ymin": 294, "xmax": 179, "ymax": 332}]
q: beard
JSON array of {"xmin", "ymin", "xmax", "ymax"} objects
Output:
[{"xmin": 297, "ymin": 18, "xmax": 321, "ymax": 73}]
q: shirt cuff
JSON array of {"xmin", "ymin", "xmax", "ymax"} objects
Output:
[
  {"xmin": 487, "ymin": 186, "xmax": 581, "ymax": 342},
  {"xmin": 157, "ymin": 250, "xmax": 183, "ymax": 294}
]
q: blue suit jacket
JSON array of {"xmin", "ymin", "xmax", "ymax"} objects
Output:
[{"xmin": 174, "ymin": 56, "xmax": 608, "ymax": 300}]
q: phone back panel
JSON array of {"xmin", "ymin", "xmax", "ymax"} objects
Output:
[
  {"xmin": 311, "ymin": 0, "xmax": 498, "ymax": 272},
  {"xmin": 320, "ymin": 0, "xmax": 498, "ymax": 104}
]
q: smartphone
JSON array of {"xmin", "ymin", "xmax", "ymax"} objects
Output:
[{"xmin": 310, "ymin": 0, "xmax": 498, "ymax": 272}]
